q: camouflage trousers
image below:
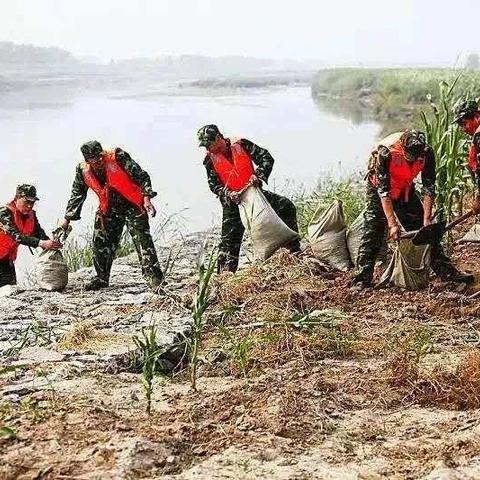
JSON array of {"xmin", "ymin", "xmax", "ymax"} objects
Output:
[
  {"xmin": 0, "ymin": 259, "xmax": 16, "ymax": 287},
  {"xmin": 92, "ymin": 207, "xmax": 163, "ymax": 288},
  {"xmin": 356, "ymin": 185, "xmax": 459, "ymax": 282},
  {"xmin": 218, "ymin": 190, "xmax": 300, "ymax": 273}
]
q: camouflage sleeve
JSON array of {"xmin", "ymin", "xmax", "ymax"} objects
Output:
[
  {"xmin": 116, "ymin": 149, "xmax": 157, "ymax": 198},
  {"xmin": 33, "ymin": 213, "xmax": 49, "ymax": 242},
  {"xmin": 473, "ymin": 133, "xmax": 480, "ymax": 192},
  {"xmin": 421, "ymin": 146, "xmax": 436, "ymax": 197},
  {"xmin": 0, "ymin": 207, "xmax": 46, "ymax": 248},
  {"xmin": 64, "ymin": 164, "xmax": 88, "ymax": 221},
  {"xmin": 240, "ymin": 138, "xmax": 274, "ymax": 183},
  {"xmin": 375, "ymin": 146, "xmax": 391, "ymax": 198},
  {"xmin": 203, "ymin": 155, "xmax": 226, "ymax": 198}
]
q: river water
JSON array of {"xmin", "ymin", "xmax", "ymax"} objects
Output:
[{"xmin": 0, "ymin": 83, "xmax": 380, "ymax": 279}]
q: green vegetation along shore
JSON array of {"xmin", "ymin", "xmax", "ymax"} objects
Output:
[{"xmin": 311, "ymin": 68, "xmax": 480, "ymax": 132}]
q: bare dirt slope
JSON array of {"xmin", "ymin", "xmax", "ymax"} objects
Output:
[{"xmin": 2, "ymin": 233, "xmax": 480, "ymax": 480}]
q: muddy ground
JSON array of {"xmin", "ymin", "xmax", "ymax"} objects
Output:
[{"xmin": 2, "ymin": 228, "xmax": 480, "ymax": 480}]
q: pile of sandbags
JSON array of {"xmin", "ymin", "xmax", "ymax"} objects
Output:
[
  {"xmin": 307, "ymin": 200, "xmax": 351, "ymax": 271},
  {"xmin": 239, "ymin": 186, "xmax": 300, "ymax": 261},
  {"xmin": 307, "ymin": 201, "xmax": 389, "ymax": 271}
]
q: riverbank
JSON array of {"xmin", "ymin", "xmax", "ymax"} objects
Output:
[
  {"xmin": 3, "ymin": 224, "xmax": 480, "ymax": 478},
  {"xmin": 311, "ymin": 68, "xmax": 480, "ymax": 133}
]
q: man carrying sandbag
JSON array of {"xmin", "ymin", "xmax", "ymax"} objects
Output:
[
  {"xmin": 58, "ymin": 141, "xmax": 164, "ymax": 292},
  {"xmin": 351, "ymin": 130, "xmax": 473, "ymax": 290},
  {"xmin": 198, "ymin": 124, "xmax": 300, "ymax": 272},
  {"xmin": 0, "ymin": 185, "xmax": 62, "ymax": 287}
]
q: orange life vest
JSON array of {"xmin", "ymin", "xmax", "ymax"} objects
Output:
[
  {"xmin": 81, "ymin": 150, "xmax": 144, "ymax": 215},
  {"xmin": 0, "ymin": 202, "xmax": 35, "ymax": 262},
  {"xmin": 467, "ymin": 124, "xmax": 480, "ymax": 171},
  {"xmin": 209, "ymin": 140, "xmax": 255, "ymax": 192},
  {"xmin": 370, "ymin": 132, "xmax": 426, "ymax": 201}
]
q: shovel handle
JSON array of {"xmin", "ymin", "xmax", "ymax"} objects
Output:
[
  {"xmin": 399, "ymin": 210, "xmax": 474, "ymax": 241},
  {"xmin": 445, "ymin": 210, "xmax": 475, "ymax": 231}
]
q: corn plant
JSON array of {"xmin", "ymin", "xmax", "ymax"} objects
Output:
[
  {"xmin": 420, "ymin": 78, "xmax": 473, "ymax": 223},
  {"xmin": 133, "ymin": 323, "xmax": 169, "ymax": 415},
  {"xmin": 189, "ymin": 244, "xmax": 217, "ymax": 392}
]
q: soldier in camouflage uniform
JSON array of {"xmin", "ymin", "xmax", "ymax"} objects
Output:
[
  {"xmin": 0, "ymin": 185, "xmax": 61, "ymax": 287},
  {"xmin": 59, "ymin": 141, "xmax": 164, "ymax": 291},
  {"xmin": 453, "ymin": 99, "xmax": 480, "ymax": 215},
  {"xmin": 352, "ymin": 130, "xmax": 473, "ymax": 289},
  {"xmin": 198, "ymin": 125, "xmax": 300, "ymax": 273}
]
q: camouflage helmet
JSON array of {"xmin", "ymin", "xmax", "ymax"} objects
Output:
[
  {"xmin": 197, "ymin": 124, "xmax": 222, "ymax": 147},
  {"xmin": 400, "ymin": 129, "xmax": 427, "ymax": 158},
  {"xmin": 81, "ymin": 140, "xmax": 103, "ymax": 160},
  {"xmin": 16, "ymin": 184, "xmax": 39, "ymax": 201},
  {"xmin": 453, "ymin": 99, "xmax": 479, "ymax": 124}
]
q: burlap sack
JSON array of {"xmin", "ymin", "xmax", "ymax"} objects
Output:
[
  {"xmin": 307, "ymin": 200, "xmax": 351, "ymax": 271},
  {"xmin": 239, "ymin": 186, "xmax": 300, "ymax": 261}
]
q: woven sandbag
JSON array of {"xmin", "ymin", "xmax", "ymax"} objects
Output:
[
  {"xmin": 35, "ymin": 250, "xmax": 68, "ymax": 291},
  {"xmin": 239, "ymin": 186, "xmax": 300, "ymax": 261},
  {"xmin": 377, "ymin": 239, "xmax": 431, "ymax": 290},
  {"xmin": 307, "ymin": 200, "xmax": 351, "ymax": 271}
]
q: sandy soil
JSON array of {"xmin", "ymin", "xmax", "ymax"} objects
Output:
[{"xmin": 2, "ymin": 231, "xmax": 480, "ymax": 480}]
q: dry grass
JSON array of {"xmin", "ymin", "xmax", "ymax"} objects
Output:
[
  {"xmin": 213, "ymin": 249, "xmax": 333, "ymax": 325},
  {"xmin": 413, "ymin": 350, "xmax": 480, "ymax": 409},
  {"xmin": 57, "ymin": 321, "xmax": 133, "ymax": 352},
  {"xmin": 385, "ymin": 345, "xmax": 480, "ymax": 409},
  {"xmin": 57, "ymin": 321, "xmax": 98, "ymax": 349}
]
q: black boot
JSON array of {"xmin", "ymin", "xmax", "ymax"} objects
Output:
[
  {"xmin": 350, "ymin": 274, "xmax": 372, "ymax": 291},
  {"xmin": 85, "ymin": 277, "xmax": 109, "ymax": 291}
]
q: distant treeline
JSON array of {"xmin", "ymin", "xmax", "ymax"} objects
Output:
[{"xmin": 0, "ymin": 41, "xmax": 77, "ymax": 66}]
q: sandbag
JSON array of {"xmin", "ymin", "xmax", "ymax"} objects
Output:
[
  {"xmin": 35, "ymin": 250, "xmax": 69, "ymax": 292},
  {"xmin": 307, "ymin": 200, "xmax": 351, "ymax": 271},
  {"xmin": 346, "ymin": 210, "xmax": 388, "ymax": 268},
  {"xmin": 239, "ymin": 186, "xmax": 300, "ymax": 261},
  {"xmin": 459, "ymin": 223, "xmax": 480, "ymax": 243},
  {"xmin": 377, "ymin": 239, "xmax": 431, "ymax": 290}
]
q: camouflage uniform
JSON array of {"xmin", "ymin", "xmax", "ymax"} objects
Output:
[
  {"xmin": 202, "ymin": 135, "xmax": 300, "ymax": 272},
  {"xmin": 453, "ymin": 100, "xmax": 480, "ymax": 190},
  {"xmin": 355, "ymin": 137, "xmax": 461, "ymax": 284},
  {"xmin": 64, "ymin": 144, "xmax": 163, "ymax": 288},
  {"xmin": 0, "ymin": 185, "xmax": 48, "ymax": 287}
]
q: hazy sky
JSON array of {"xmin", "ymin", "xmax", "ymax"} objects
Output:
[{"xmin": 1, "ymin": 0, "xmax": 478, "ymax": 65}]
